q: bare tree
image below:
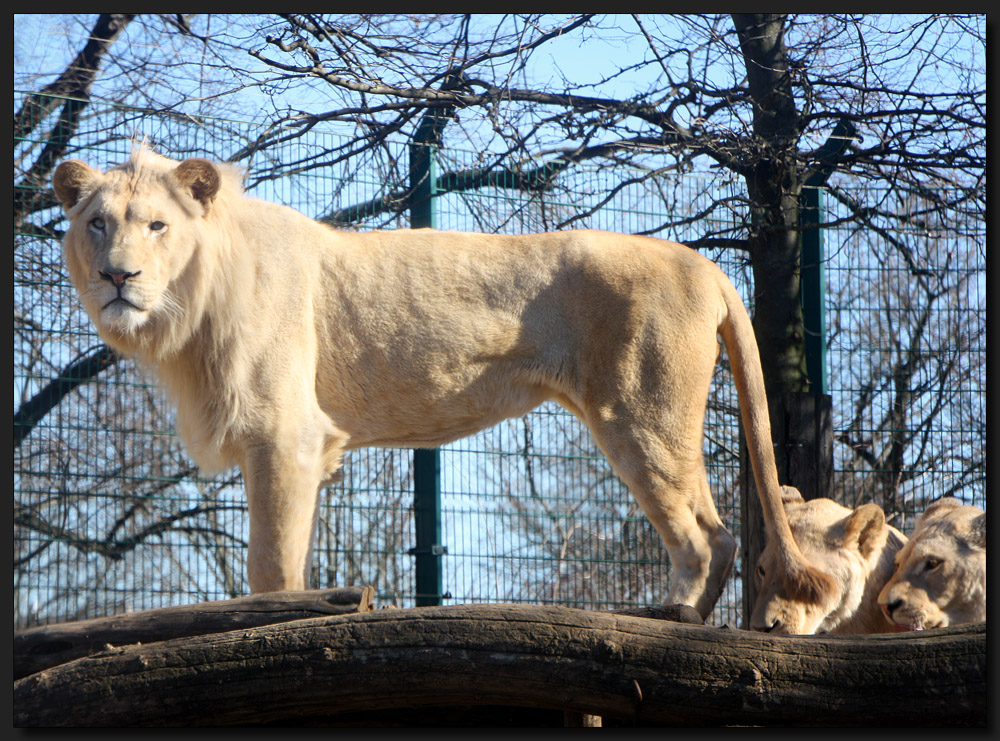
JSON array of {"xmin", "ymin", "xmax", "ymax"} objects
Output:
[{"xmin": 14, "ymin": 14, "xmax": 135, "ymax": 228}]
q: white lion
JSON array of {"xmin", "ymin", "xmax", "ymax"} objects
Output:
[
  {"xmin": 52, "ymin": 147, "xmax": 832, "ymax": 616},
  {"xmin": 878, "ymin": 498, "xmax": 985, "ymax": 631},
  {"xmin": 750, "ymin": 488, "xmax": 907, "ymax": 634}
]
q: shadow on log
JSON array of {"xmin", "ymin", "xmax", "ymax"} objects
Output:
[{"xmin": 13, "ymin": 600, "xmax": 984, "ymax": 727}]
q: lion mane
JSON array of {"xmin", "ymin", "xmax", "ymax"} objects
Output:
[{"xmin": 53, "ymin": 146, "xmax": 830, "ymax": 615}]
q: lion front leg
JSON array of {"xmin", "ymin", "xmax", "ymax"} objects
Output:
[{"xmin": 240, "ymin": 439, "xmax": 334, "ymax": 593}]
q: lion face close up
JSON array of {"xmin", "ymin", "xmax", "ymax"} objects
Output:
[
  {"xmin": 878, "ymin": 498, "xmax": 986, "ymax": 631},
  {"xmin": 53, "ymin": 152, "xmax": 223, "ymax": 357},
  {"xmin": 750, "ymin": 489, "xmax": 906, "ymax": 635}
]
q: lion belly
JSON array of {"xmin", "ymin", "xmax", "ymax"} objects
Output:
[{"xmin": 308, "ymin": 228, "xmax": 719, "ymax": 452}]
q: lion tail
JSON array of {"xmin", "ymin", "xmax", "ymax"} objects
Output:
[{"xmin": 716, "ymin": 277, "xmax": 836, "ymax": 604}]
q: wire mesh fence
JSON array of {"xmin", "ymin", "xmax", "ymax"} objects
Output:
[{"xmin": 14, "ymin": 96, "xmax": 985, "ymax": 630}]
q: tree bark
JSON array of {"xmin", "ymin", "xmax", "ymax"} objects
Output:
[
  {"xmin": 732, "ymin": 12, "xmax": 808, "ymax": 402},
  {"xmin": 13, "ymin": 586, "xmax": 374, "ymax": 681},
  {"xmin": 13, "ymin": 603, "xmax": 984, "ymax": 727}
]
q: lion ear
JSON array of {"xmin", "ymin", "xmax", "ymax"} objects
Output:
[
  {"xmin": 52, "ymin": 159, "xmax": 102, "ymax": 210},
  {"xmin": 919, "ymin": 497, "xmax": 961, "ymax": 526},
  {"xmin": 172, "ymin": 158, "xmax": 221, "ymax": 211},
  {"xmin": 964, "ymin": 512, "xmax": 986, "ymax": 552},
  {"xmin": 780, "ymin": 485, "xmax": 804, "ymax": 506},
  {"xmin": 843, "ymin": 503, "xmax": 887, "ymax": 560}
]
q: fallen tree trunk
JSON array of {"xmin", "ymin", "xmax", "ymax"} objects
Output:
[
  {"xmin": 13, "ymin": 603, "xmax": 983, "ymax": 727},
  {"xmin": 13, "ymin": 586, "xmax": 373, "ymax": 681}
]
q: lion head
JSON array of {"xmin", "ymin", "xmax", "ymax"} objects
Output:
[
  {"xmin": 877, "ymin": 498, "xmax": 985, "ymax": 631},
  {"xmin": 750, "ymin": 488, "xmax": 906, "ymax": 634},
  {"xmin": 52, "ymin": 147, "xmax": 230, "ymax": 359}
]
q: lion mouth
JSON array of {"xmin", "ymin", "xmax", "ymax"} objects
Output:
[
  {"xmin": 882, "ymin": 604, "xmax": 924, "ymax": 632},
  {"xmin": 103, "ymin": 296, "xmax": 144, "ymax": 311}
]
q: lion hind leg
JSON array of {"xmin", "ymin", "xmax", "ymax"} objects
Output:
[
  {"xmin": 589, "ymin": 422, "xmax": 736, "ymax": 620},
  {"xmin": 651, "ymin": 483, "xmax": 736, "ymax": 620}
]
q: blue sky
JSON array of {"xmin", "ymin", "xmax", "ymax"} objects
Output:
[{"xmin": 16, "ymin": 14, "xmax": 984, "ymax": 165}]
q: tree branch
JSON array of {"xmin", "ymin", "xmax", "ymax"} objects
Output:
[
  {"xmin": 14, "ymin": 14, "xmax": 135, "ymax": 225},
  {"xmin": 13, "ymin": 14, "xmax": 135, "ymax": 141},
  {"xmin": 14, "ymin": 345, "xmax": 118, "ymax": 449}
]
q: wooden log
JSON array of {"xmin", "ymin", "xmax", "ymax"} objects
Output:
[
  {"xmin": 14, "ymin": 586, "xmax": 373, "ymax": 681},
  {"xmin": 13, "ymin": 604, "xmax": 984, "ymax": 727},
  {"xmin": 611, "ymin": 604, "xmax": 704, "ymax": 624}
]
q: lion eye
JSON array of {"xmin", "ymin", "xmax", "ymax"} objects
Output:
[
  {"xmin": 149, "ymin": 221, "xmax": 166, "ymax": 232},
  {"xmin": 89, "ymin": 217, "xmax": 106, "ymax": 231},
  {"xmin": 924, "ymin": 558, "xmax": 942, "ymax": 572}
]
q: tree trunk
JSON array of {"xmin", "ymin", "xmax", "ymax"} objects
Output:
[
  {"xmin": 14, "ymin": 603, "xmax": 984, "ymax": 727},
  {"xmin": 731, "ymin": 14, "xmax": 813, "ymax": 619},
  {"xmin": 13, "ymin": 586, "xmax": 374, "ymax": 681}
]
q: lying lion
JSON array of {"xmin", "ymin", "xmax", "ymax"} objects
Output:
[
  {"xmin": 878, "ymin": 498, "xmax": 986, "ymax": 631},
  {"xmin": 52, "ymin": 146, "xmax": 831, "ymax": 617},
  {"xmin": 750, "ymin": 488, "xmax": 907, "ymax": 634}
]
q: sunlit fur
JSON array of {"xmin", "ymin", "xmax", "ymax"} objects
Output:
[
  {"xmin": 878, "ymin": 498, "xmax": 986, "ymax": 630},
  {"xmin": 54, "ymin": 147, "xmax": 825, "ymax": 610}
]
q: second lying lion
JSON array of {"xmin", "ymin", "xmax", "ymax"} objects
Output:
[{"xmin": 878, "ymin": 498, "xmax": 986, "ymax": 631}]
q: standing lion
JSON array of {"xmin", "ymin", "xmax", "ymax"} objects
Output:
[{"xmin": 52, "ymin": 146, "xmax": 830, "ymax": 617}]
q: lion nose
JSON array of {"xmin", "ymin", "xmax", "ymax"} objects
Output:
[
  {"xmin": 99, "ymin": 270, "xmax": 141, "ymax": 287},
  {"xmin": 754, "ymin": 619, "xmax": 782, "ymax": 633}
]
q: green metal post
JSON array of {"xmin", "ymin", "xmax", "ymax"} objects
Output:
[
  {"xmin": 408, "ymin": 122, "xmax": 447, "ymax": 606},
  {"xmin": 800, "ymin": 185, "xmax": 827, "ymax": 395},
  {"xmin": 800, "ymin": 117, "xmax": 856, "ymax": 394}
]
